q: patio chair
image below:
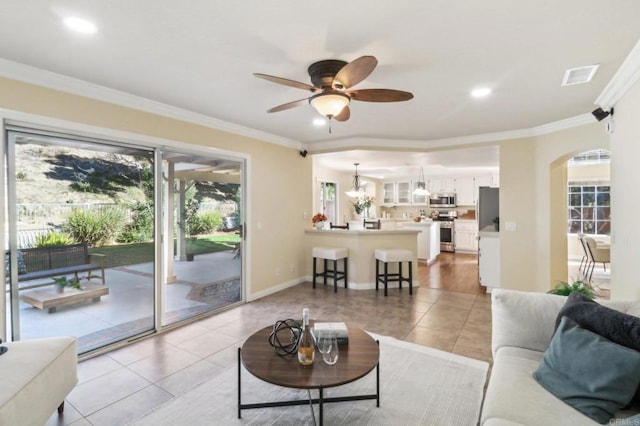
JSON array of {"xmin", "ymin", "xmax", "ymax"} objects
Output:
[{"xmin": 584, "ymin": 236, "xmax": 610, "ymax": 281}]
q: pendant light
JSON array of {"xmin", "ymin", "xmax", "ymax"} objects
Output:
[
  {"xmin": 346, "ymin": 162, "xmax": 364, "ymax": 198},
  {"xmin": 413, "ymin": 166, "xmax": 430, "ymax": 196}
]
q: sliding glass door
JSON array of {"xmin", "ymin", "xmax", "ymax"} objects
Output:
[
  {"xmin": 4, "ymin": 127, "xmax": 245, "ymax": 354},
  {"xmin": 160, "ymin": 150, "xmax": 242, "ymax": 326},
  {"xmin": 5, "ymin": 129, "xmax": 156, "ymax": 352}
]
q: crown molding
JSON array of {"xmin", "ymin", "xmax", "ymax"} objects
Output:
[
  {"xmin": 304, "ymin": 115, "xmax": 591, "ymax": 153},
  {"xmin": 532, "ymin": 113, "xmax": 595, "ymax": 135},
  {"xmin": 595, "ymin": 39, "xmax": 640, "ymax": 110},
  {"xmin": 0, "ymin": 58, "xmax": 302, "ymax": 150}
]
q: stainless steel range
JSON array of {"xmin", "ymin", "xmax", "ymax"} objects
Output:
[{"xmin": 432, "ymin": 210, "xmax": 457, "ymax": 252}]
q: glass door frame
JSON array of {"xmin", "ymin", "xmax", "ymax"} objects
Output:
[{"xmin": 1, "ymin": 111, "xmax": 249, "ymax": 351}]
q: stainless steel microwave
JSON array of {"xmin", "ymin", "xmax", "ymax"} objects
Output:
[{"xmin": 429, "ymin": 193, "xmax": 457, "ymax": 208}]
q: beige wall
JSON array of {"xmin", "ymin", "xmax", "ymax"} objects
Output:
[
  {"xmin": 0, "ymin": 77, "xmax": 311, "ymax": 312},
  {"xmin": 498, "ymin": 123, "xmax": 610, "ymax": 293},
  {"xmin": 610, "ymin": 76, "xmax": 640, "ymax": 300},
  {"xmin": 497, "ymin": 137, "xmax": 538, "ymax": 290}
]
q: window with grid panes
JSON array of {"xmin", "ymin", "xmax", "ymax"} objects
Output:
[
  {"xmin": 319, "ymin": 181, "xmax": 337, "ymax": 224},
  {"xmin": 567, "ymin": 184, "xmax": 610, "ymax": 235}
]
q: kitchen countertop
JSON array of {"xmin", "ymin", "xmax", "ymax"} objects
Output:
[
  {"xmin": 402, "ymin": 220, "xmax": 435, "ymax": 226},
  {"xmin": 478, "ymin": 225, "xmax": 500, "ymax": 237}
]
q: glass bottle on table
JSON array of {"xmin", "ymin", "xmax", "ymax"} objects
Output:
[{"xmin": 297, "ymin": 308, "xmax": 315, "ymax": 365}]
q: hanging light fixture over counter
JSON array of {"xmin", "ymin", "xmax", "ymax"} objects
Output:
[
  {"xmin": 346, "ymin": 162, "xmax": 364, "ymax": 197},
  {"xmin": 413, "ymin": 166, "xmax": 430, "ymax": 196}
]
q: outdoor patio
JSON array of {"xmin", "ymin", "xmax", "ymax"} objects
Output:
[{"xmin": 8, "ymin": 250, "xmax": 241, "ymax": 354}]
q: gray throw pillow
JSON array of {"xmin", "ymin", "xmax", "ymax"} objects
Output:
[
  {"xmin": 534, "ymin": 316, "xmax": 640, "ymax": 424},
  {"xmin": 555, "ymin": 292, "xmax": 640, "ymax": 352}
]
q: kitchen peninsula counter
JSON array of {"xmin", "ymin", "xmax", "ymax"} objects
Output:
[{"xmin": 305, "ymin": 229, "xmax": 419, "ymax": 290}]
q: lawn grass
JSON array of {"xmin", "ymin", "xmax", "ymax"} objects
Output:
[{"xmin": 90, "ymin": 233, "xmax": 240, "ymax": 268}]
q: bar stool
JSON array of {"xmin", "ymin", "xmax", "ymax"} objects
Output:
[
  {"xmin": 312, "ymin": 247, "xmax": 348, "ymax": 293},
  {"xmin": 374, "ymin": 249, "xmax": 413, "ymax": 296}
]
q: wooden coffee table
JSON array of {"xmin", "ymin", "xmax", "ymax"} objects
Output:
[
  {"xmin": 238, "ymin": 323, "xmax": 380, "ymax": 425},
  {"xmin": 20, "ymin": 283, "xmax": 109, "ymax": 313}
]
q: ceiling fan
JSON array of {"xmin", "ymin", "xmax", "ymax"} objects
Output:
[{"xmin": 254, "ymin": 55, "xmax": 413, "ymax": 122}]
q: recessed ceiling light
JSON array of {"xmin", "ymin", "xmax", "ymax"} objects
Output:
[
  {"xmin": 313, "ymin": 118, "xmax": 326, "ymax": 126},
  {"xmin": 63, "ymin": 17, "xmax": 97, "ymax": 34},
  {"xmin": 471, "ymin": 87, "xmax": 491, "ymax": 98}
]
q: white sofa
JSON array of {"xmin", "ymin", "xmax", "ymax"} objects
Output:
[
  {"xmin": 0, "ymin": 336, "xmax": 78, "ymax": 425},
  {"xmin": 480, "ymin": 289, "xmax": 640, "ymax": 425}
]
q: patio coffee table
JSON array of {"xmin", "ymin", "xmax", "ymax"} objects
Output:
[
  {"xmin": 238, "ymin": 323, "xmax": 379, "ymax": 425},
  {"xmin": 20, "ymin": 283, "xmax": 109, "ymax": 313}
]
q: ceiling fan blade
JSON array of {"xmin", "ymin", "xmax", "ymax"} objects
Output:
[
  {"xmin": 254, "ymin": 73, "xmax": 319, "ymax": 92},
  {"xmin": 348, "ymin": 88, "xmax": 414, "ymax": 102},
  {"xmin": 267, "ymin": 98, "xmax": 309, "ymax": 113},
  {"xmin": 332, "ymin": 56, "xmax": 378, "ymax": 90},
  {"xmin": 334, "ymin": 106, "xmax": 350, "ymax": 122}
]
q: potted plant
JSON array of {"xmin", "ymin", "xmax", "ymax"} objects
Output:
[
  {"xmin": 547, "ymin": 279, "xmax": 596, "ymax": 299},
  {"xmin": 353, "ymin": 195, "xmax": 374, "ymax": 219},
  {"xmin": 52, "ymin": 276, "xmax": 82, "ymax": 294},
  {"xmin": 492, "ymin": 216, "xmax": 500, "ymax": 231},
  {"xmin": 312, "ymin": 213, "xmax": 327, "ymax": 230}
]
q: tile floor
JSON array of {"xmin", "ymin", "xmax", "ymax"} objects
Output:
[{"xmin": 46, "ymin": 252, "xmax": 492, "ymax": 425}]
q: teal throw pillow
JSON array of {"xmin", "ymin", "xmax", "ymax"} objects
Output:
[{"xmin": 534, "ymin": 316, "xmax": 640, "ymax": 424}]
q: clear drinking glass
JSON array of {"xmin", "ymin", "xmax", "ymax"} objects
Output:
[
  {"xmin": 319, "ymin": 332, "xmax": 339, "ymax": 365},
  {"xmin": 317, "ymin": 331, "xmax": 332, "ymax": 356}
]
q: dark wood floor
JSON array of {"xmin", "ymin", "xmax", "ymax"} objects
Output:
[{"xmin": 419, "ymin": 251, "xmax": 484, "ymax": 294}]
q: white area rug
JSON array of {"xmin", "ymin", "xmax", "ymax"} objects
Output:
[{"xmin": 131, "ymin": 333, "xmax": 489, "ymax": 425}]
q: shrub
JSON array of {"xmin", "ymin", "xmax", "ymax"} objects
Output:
[
  {"xmin": 189, "ymin": 211, "xmax": 223, "ymax": 235},
  {"xmin": 35, "ymin": 231, "xmax": 75, "ymax": 247},
  {"xmin": 65, "ymin": 207, "xmax": 125, "ymax": 246},
  {"xmin": 117, "ymin": 201, "xmax": 154, "ymax": 243}
]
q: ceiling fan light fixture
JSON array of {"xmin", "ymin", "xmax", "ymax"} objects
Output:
[{"xmin": 310, "ymin": 92, "xmax": 350, "ymax": 118}]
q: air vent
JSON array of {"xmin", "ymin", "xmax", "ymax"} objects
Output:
[{"xmin": 561, "ymin": 64, "xmax": 599, "ymax": 86}]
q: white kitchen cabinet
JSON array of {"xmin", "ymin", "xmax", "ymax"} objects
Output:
[
  {"xmin": 474, "ymin": 175, "xmax": 493, "ymax": 205},
  {"xmin": 454, "ymin": 219, "xmax": 478, "ymax": 252},
  {"xmin": 491, "ymin": 172, "xmax": 500, "ymax": 187},
  {"xmin": 428, "ymin": 177, "xmax": 455, "ymax": 194},
  {"xmin": 478, "ymin": 230, "xmax": 500, "ymax": 291},
  {"xmin": 455, "ymin": 177, "xmax": 475, "ymax": 206},
  {"xmin": 382, "ymin": 182, "xmax": 396, "ymax": 205},
  {"xmin": 475, "ymin": 175, "xmax": 492, "ymax": 189},
  {"xmin": 382, "ymin": 180, "xmax": 421, "ymax": 205},
  {"xmin": 396, "ymin": 181, "xmax": 411, "ymax": 204}
]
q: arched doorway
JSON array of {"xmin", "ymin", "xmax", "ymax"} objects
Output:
[{"xmin": 565, "ymin": 149, "xmax": 611, "ymax": 294}]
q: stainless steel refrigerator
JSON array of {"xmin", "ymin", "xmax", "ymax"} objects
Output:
[{"xmin": 477, "ymin": 186, "xmax": 499, "ymax": 231}]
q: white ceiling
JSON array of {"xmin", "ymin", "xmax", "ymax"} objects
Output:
[{"xmin": 0, "ymin": 1, "xmax": 638, "ymax": 178}]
